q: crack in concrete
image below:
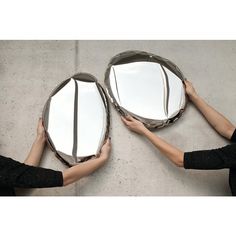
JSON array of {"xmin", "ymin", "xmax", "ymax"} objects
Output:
[{"xmin": 74, "ymin": 40, "xmax": 79, "ymax": 73}]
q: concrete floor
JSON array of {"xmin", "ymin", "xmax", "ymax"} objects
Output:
[{"xmin": 0, "ymin": 40, "xmax": 236, "ymax": 196}]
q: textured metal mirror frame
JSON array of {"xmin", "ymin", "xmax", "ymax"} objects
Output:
[
  {"xmin": 105, "ymin": 50, "xmax": 187, "ymax": 129},
  {"xmin": 42, "ymin": 73, "xmax": 110, "ymax": 167}
]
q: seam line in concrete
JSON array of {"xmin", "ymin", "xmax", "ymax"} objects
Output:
[{"xmin": 74, "ymin": 40, "xmax": 79, "ymax": 73}]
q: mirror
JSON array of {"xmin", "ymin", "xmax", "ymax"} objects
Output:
[
  {"xmin": 42, "ymin": 73, "xmax": 110, "ymax": 166},
  {"xmin": 105, "ymin": 51, "xmax": 187, "ymax": 128}
]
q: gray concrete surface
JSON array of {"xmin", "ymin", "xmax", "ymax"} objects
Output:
[{"xmin": 0, "ymin": 40, "xmax": 236, "ymax": 196}]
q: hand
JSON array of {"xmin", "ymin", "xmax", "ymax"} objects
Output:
[
  {"xmin": 37, "ymin": 118, "xmax": 46, "ymax": 141},
  {"xmin": 121, "ymin": 115, "xmax": 147, "ymax": 135},
  {"xmin": 184, "ymin": 80, "xmax": 198, "ymax": 99},
  {"xmin": 99, "ymin": 138, "xmax": 111, "ymax": 160}
]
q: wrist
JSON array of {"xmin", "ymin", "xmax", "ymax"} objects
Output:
[
  {"xmin": 142, "ymin": 128, "xmax": 151, "ymax": 137},
  {"xmin": 188, "ymin": 92, "xmax": 199, "ymax": 102}
]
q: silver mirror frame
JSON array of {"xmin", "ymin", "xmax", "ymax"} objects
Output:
[
  {"xmin": 42, "ymin": 73, "xmax": 110, "ymax": 167},
  {"xmin": 104, "ymin": 50, "xmax": 187, "ymax": 129}
]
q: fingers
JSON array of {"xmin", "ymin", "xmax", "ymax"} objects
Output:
[
  {"xmin": 121, "ymin": 114, "xmax": 135, "ymax": 123},
  {"xmin": 104, "ymin": 137, "xmax": 111, "ymax": 146},
  {"xmin": 126, "ymin": 114, "xmax": 136, "ymax": 121},
  {"xmin": 38, "ymin": 117, "xmax": 43, "ymax": 126},
  {"xmin": 107, "ymin": 137, "xmax": 111, "ymax": 145},
  {"xmin": 124, "ymin": 115, "xmax": 132, "ymax": 121},
  {"xmin": 184, "ymin": 79, "xmax": 192, "ymax": 86},
  {"xmin": 121, "ymin": 116, "xmax": 130, "ymax": 126},
  {"xmin": 184, "ymin": 79, "xmax": 189, "ymax": 85}
]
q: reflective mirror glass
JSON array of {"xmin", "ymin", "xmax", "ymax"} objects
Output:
[
  {"xmin": 43, "ymin": 73, "xmax": 110, "ymax": 166},
  {"xmin": 105, "ymin": 51, "xmax": 187, "ymax": 128}
]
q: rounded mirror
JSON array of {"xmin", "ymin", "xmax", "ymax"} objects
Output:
[
  {"xmin": 42, "ymin": 73, "xmax": 110, "ymax": 166},
  {"xmin": 105, "ymin": 51, "xmax": 187, "ymax": 129}
]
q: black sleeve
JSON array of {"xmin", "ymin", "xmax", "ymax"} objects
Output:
[
  {"xmin": 0, "ymin": 155, "xmax": 63, "ymax": 189},
  {"xmin": 184, "ymin": 144, "xmax": 236, "ymax": 170},
  {"xmin": 230, "ymin": 129, "xmax": 236, "ymax": 143}
]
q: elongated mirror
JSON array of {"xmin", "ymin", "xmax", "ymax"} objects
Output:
[
  {"xmin": 43, "ymin": 73, "xmax": 110, "ymax": 166},
  {"xmin": 105, "ymin": 51, "xmax": 187, "ymax": 129}
]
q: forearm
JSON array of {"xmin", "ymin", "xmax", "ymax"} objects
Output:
[
  {"xmin": 62, "ymin": 155, "xmax": 108, "ymax": 186},
  {"xmin": 190, "ymin": 93, "xmax": 235, "ymax": 139},
  {"xmin": 24, "ymin": 134, "xmax": 46, "ymax": 166},
  {"xmin": 143, "ymin": 129, "xmax": 184, "ymax": 167}
]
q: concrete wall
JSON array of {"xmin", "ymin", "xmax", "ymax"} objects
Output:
[{"xmin": 1, "ymin": 40, "xmax": 235, "ymax": 196}]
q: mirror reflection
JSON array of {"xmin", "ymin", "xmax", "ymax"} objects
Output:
[
  {"xmin": 43, "ymin": 73, "xmax": 109, "ymax": 166},
  {"xmin": 105, "ymin": 51, "xmax": 187, "ymax": 128}
]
